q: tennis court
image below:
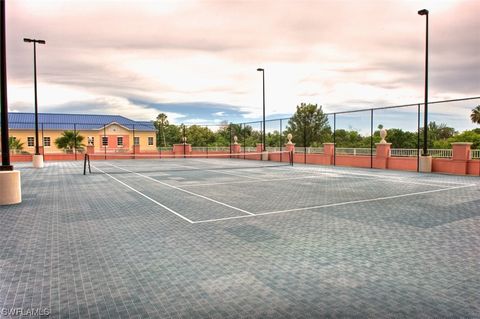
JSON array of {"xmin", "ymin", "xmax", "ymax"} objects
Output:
[{"xmin": 1, "ymin": 156, "xmax": 479, "ymax": 318}]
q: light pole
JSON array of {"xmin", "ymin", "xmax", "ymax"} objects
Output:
[
  {"xmin": 257, "ymin": 68, "xmax": 265, "ymax": 151},
  {"xmin": 0, "ymin": 0, "xmax": 22, "ymax": 205},
  {"xmin": 1, "ymin": 0, "xmax": 12, "ymax": 171},
  {"xmin": 24, "ymin": 37, "xmax": 45, "ymax": 167},
  {"xmin": 418, "ymin": 9, "xmax": 429, "ymax": 156}
]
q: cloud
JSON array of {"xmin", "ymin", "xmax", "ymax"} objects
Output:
[{"xmin": 5, "ymin": 0, "xmax": 479, "ymax": 130}]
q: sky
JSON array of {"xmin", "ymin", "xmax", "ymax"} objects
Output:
[{"xmin": 5, "ymin": 0, "xmax": 480, "ymax": 130}]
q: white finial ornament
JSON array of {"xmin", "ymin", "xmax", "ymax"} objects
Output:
[
  {"xmin": 233, "ymin": 136, "xmax": 238, "ymax": 145},
  {"xmin": 380, "ymin": 128, "xmax": 388, "ymax": 143},
  {"xmin": 286, "ymin": 133, "xmax": 293, "ymax": 145}
]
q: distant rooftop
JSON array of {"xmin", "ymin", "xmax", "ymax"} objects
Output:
[{"xmin": 8, "ymin": 112, "xmax": 155, "ymax": 131}]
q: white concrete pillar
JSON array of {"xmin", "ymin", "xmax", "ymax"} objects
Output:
[
  {"xmin": 32, "ymin": 154, "xmax": 44, "ymax": 168},
  {"xmin": 0, "ymin": 170, "xmax": 22, "ymax": 205}
]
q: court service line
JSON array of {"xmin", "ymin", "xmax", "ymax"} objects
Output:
[
  {"xmin": 178, "ymin": 170, "xmax": 467, "ymax": 189},
  {"xmin": 179, "ymin": 175, "xmax": 319, "ymax": 188},
  {"xmin": 192, "ymin": 183, "xmax": 476, "ymax": 224},
  {"xmin": 291, "ymin": 167, "xmax": 472, "ymax": 188},
  {"xmin": 92, "ymin": 165, "xmax": 194, "ymax": 224},
  {"xmin": 105, "ymin": 163, "xmax": 255, "ymax": 216},
  {"xmin": 177, "ymin": 160, "xmax": 265, "ymax": 180}
]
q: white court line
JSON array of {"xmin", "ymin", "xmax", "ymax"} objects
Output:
[
  {"xmin": 177, "ymin": 170, "xmax": 468, "ymax": 189},
  {"xmin": 174, "ymin": 163, "xmax": 263, "ymax": 181},
  {"xmin": 104, "ymin": 163, "xmax": 255, "ymax": 216},
  {"xmin": 177, "ymin": 159, "xmax": 265, "ymax": 180},
  {"xmin": 290, "ymin": 166, "xmax": 473, "ymax": 188},
  {"xmin": 179, "ymin": 175, "xmax": 318, "ymax": 188},
  {"xmin": 192, "ymin": 183, "xmax": 476, "ymax": 224},
  {"xmin": 92, "ymin": 165, "xmax": 194, "ymax": 224}
]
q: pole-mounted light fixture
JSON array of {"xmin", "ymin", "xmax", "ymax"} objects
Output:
[
  {"xmin": 23, "ymin": 37, "xmax": 46, "ymax": 161},
  {"xmin": 417, "ymin": 9, "xmax": 429, "ymax": 157},
  {"xmin": 257, "ymin": 68, "xmax": 265, "ymax": 151}
]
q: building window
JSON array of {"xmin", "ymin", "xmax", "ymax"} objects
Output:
[
  {"xmin": 27, "ymin": 137, "xmax": 34, "ymax": 147},
  {"xmin": 134, "ymin": 137, "xmax": 140, "ymax": 145},
  {"xmin": 117, "ymin": 136, "xmax": 123, "ymax": 146},
  {"xmin": 102, "ymin": 136, "xmax": 108, "ymax": 146},
  {"xmin": 88, "ymin": 137, "xmax": 94, "ymax": 146},
  {"xmin": 43, "ymin": 137, "xmax": 51, "ymax": 147},
  {"xmin": 148, "ymin": 137, "xmax": 154, "ymax": 146}
]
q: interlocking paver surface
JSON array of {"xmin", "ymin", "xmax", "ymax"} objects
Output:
[{"xmin": 1, "ymin": 160, "xmax": 479, "ymax": 318}]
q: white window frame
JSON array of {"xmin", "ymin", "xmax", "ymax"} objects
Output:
[
  {"xmin": 117, "ymin": 136, "xmax": 123, "ymax": 147},
  {"xmin": 27, "ymin": 136, "xmax": 35, "ymax": 147},
  {"xmin": 134, "ymin": 137, "xmax": 140, "ymax": 146},
  {"xmin": 102, "ymin": 136, "xmax": 108, "ymax": 147},
  {"xmin": 148, "ymin": 137, "xmax": 154, "ymax": 146},
  {"xmin": 43, "ymin": 137, "xmax": 51, "ymax": 147},
  {"xmin": 88, "ymin": 136, "xmax": 95, "ymax": 146}
]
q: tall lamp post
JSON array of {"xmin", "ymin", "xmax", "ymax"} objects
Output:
[
  {"xmin": 418, "ymin": 9, "xmax": 431, "ymax": 172},
  {"xmin": 418, "ymin": 9, "xmax": 429, "ymax": 156},
  {"xmin": 0, "ymin": 0, "xmax": 12, "ymax": 171},
  {"xmin": 256, "ymin": 68, "xmax": 266, "ymax": 151},
  {"xmin": 0, "ymin": 0, "xmax": 22, "ymax": 205},
  {"xmin": 23, "ymin": 37, "xmax": 45, "ymax": 168}
]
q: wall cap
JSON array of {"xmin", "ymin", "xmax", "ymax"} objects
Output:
[
  {"xmin": 375, "ymin": 143, "xmax": 392, "ymax": 146},
  {"xmin": 451, "ymin": 142, "xmax": 473, "ymax": 145}
]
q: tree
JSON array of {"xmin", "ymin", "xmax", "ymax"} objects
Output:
[
  {"xmin": 154, "ymin": 113, "xmax": 169, "ymax": 147},
  {"xmin": 213, "ymin": 123, "xmax": 258, "ymax": 146},
  {"xmin": 446, "ymin": 130, "xmax": 480, "ymax": 149},
  {"xmin": 54, "ymin": 131, "xmax": 85, "ymax": 153},
  {"xmin": 471, "ymin": 105, "xmax": 480, "ymax": 124},
  {"xmin": 428, "ymin": 121, "xmax": 455, "ymax": 140},
  {"xmin": 9, "ymin": 137, "xmax": 24, "ymax": 153},
  {"xmin": 333, "ymin": 129, "xmax": 364, "ymax": 148},
  {"xmin": 375, "ymin": 128, "xmax": 418, "ymax": 148},
  {"xmin": 266, "ymin": 130, "xmax": 281, "ymax": 147},
  {"xmin": 286, "ymin": 103, "xmax": 331, "ymax": 147},
  {"xmin": 185, "ymin": 125, "xmax": 215, "ymax": 146},
  {"xmin": 162, "ymin": 124, "xmax": 182, "ymax": 146}
]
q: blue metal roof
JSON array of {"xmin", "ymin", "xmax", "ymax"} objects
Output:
[{"xmin": 7, "ymin": 112, "xmax": 156, "ymax": 131}]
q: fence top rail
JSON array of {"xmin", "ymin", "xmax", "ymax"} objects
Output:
[
  {"xmin": 234, "ymin": 96, "xmax": 480, "ymax": 125},
  {"xmin": 5, "ymin": 97, "xmax": 479, "ymax": 128}
]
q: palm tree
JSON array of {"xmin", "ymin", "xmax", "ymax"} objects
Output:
[
  {"xmin": 154, "ymin": 113, "xmax": 169, "ymax": 147},
  {"xmin": 55, "ymin": 130, "xmax": 85, "ymax": 153},
  {"xmin": 8, "ymin": 137, "xmax": 24, "ymax": 154},
  {"xmin": 471, "ymin": 105, "xmax": 480, "ymax": 124}
]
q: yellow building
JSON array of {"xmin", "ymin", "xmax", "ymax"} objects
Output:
[{"xmin": 6, "ymin": 113, "xmax": 157, "ymax": 154}]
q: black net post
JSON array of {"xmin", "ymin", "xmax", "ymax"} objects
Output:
[
  {"xmin": 83, "ymin": 154, "xmax": 91, "ymax": 175},
  {"xmin": 229, "ymin": 123, "xmax": 232, "ymax": 158}
]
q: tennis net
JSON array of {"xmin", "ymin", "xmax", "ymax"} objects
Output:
[{"xmin": 83, "ymin": 151, "xmax": 293, "ymax": 175}]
